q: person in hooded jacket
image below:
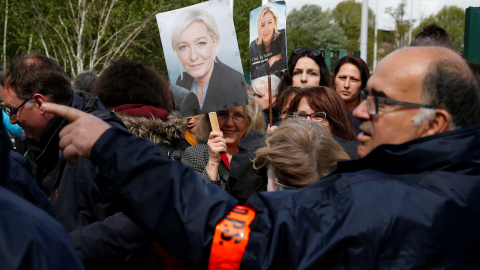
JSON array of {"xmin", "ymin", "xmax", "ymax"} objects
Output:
[
  {"xmin": 0, "ymin": 54, "xmax": 156, "ymax": 270},
  {"xmin": 44, "ymin": 46, "xmax": 480, "ymax": 269},
  {"xmin": 92, "ymin": 59, "xmax": 190, "ymax": 162}
]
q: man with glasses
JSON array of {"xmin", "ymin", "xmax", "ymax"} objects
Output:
[
  {"xmin": 0, "ymin": 54, "xmax": 157, "ymax": 269},
  {"xmin": 42, "ymin": 46, "xmax": 480, "ymax": 268}
]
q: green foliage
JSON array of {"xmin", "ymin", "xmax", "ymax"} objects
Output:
[
  {"xmin": 412, "ymin": 6, "xmax": 465, "ymax": 51},
  {"xmin": 234, "ymin": 0, "xmax": 261, "ymax": 72},
  {"xmin": 330, "ymin": 0, "xmax": 375, "ymax": 68},
  {"xmin": 0, "ymin": 0, "xmax": 209, "ymax": 79},
  {"xmin": 287, "ymin": 5, "xmax": 347, "ymax": 56}
]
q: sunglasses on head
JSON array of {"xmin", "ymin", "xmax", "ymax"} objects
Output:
[{"xmin": 292, "ymin": 48, "xmax": 324, "ymax": 58}]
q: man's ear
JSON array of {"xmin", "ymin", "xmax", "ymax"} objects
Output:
[
  {"xmin": 420, "ymin": 109, "xmax": 451, "ymax": 137},
  {"xmin": 32, "ymin": 93, "xmax": 50, "ymax": 114}
]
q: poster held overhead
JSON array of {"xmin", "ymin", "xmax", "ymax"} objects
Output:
[
  {"xmin": 249, "ymin": 1, "xmax": 287, "ymax": 80},
  {"xmin": 156, "ymin": 0, "xmax": 248, "ymax": 118}
]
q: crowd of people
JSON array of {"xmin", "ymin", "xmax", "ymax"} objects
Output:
[{"xmin": 0, "ymin": 20, "xmax": 480, "ymax": 270}]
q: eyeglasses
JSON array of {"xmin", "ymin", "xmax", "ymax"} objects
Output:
[
  {"xmin": 216, "ymin": 112, "xmax": 246, "ymax": 123},
  {"xmin": 3, "ymin": 98, "xmax": 32, "ymax": 119},
  {"xmin": 275, "ymin": 178, "xmax": 301, "ymax": 190},
  {"xmin": 292, "ymin": 48, "xmax": 324, "ymax": 58},
  {"xmin": 279, "ymin": 108, "xmax": 289, "ymax": 119},
  {"xmin": 291, "ymin": 111, "xmax": 327, "ymax": 122},
  {"xmin": 361, "ymin": 91, "xmax": 439, "ymax": 115}
]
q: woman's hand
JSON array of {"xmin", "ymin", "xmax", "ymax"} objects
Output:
[
  {"xmin": 206, "ymin": 131, "xmax": 227, "ymax": 180},
  {"xmin": 268, "ymin": 53, "xmax": 282, "ymax": 67},
  {"xmin": 266, "ymin": 124, "xmax": 278, "ymax": 134}
]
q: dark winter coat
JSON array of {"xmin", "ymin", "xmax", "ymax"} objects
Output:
[
  {"xmin": 92, "ymin": 123, "xmax": 480, "ymax": 269},
  {"xmin": 0, "ymin": 126, "xmax": 84, "ymax": 270},
  {"xmin": 118, "ymin": 112, "xmax": 190, "ymax": 162},
  {"xmin": 23, "ymin": 91, "xmax": 156, "ymax": 270},
  {"xmin": 181, "ymin": 143, "xmax": 230, "ymax": 189}
]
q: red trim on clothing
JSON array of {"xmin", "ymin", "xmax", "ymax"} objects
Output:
[{"xmin": 221, "ymin": 153, "xmax": 230, "ymax": 171}]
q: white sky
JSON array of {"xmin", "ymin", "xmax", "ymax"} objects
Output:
[{"xmin": 283, "ymin": 0, "xmax": 479, "ymax": 30}]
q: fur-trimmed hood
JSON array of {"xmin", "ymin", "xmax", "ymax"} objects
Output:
[{"xmin": 117, "ymin": 113, "xmax": 187, "ymax": 146}]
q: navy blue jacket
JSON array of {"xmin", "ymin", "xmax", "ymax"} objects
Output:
[
  {"xmin": 0, "ymin": 113, "xmax": 54, "ymax": 215},
  {"xmin": 0, "ymin": 123, "xmax": 84, "ymax": 270},
  {"xmin": 24, "ymin": 91, "xmax": 156, "ymax": 269},
  {"xmin": 92, "ymin": 124, "xmax": 480, "ymax": 269}
]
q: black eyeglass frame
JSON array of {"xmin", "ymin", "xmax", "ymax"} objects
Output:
[
  {"xmin": 3, "ymin": 98, "xmax": 32, "ymax": 118},
  {"xmin": 292, "ymin": 111, "xmax": 327, "ymax": 122},
  {"xmin": 361, "ymin": 91, "xmax": 439, "ymax": 115}
]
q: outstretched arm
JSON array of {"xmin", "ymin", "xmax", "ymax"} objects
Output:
[{"xmin": 41, "ymin": 103, "xmax": 238, "ymax": 267}]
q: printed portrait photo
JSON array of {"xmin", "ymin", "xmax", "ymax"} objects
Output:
[
  {"xmin": 249, "ymin": 1, "xmax": 287, "ymax": 80},
  {"xmin": 157, "ymin": 0, "xmax": 248, "ymax": 118}
]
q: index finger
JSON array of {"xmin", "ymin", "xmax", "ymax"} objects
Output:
[{"xmin": 42, "ymin": 103, "xmax": 84, "ymax": 122}]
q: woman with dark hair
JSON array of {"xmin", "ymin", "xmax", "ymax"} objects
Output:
[
  {"xmin": 334, "ymin": 55, "xmax": 370, "ymax": 112},
  {"xmin": 288, "ymin": 86, "xmax": 357, "ymax": 142},
  {"xmin": 277, "ymin": 48, "xmax": 330, "ymax": 94},
  {"xmin": 91, "ymin": 60, "xmax": 190, "ymax": 161},
  {"xmin": 92, "ymin": 60, "xmax": 173, "ymax": 113}
]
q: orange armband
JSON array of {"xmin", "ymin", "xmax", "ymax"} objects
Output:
[{"xmin": 208, "ymin": 205, "xmax": 256, "ymax": 270}]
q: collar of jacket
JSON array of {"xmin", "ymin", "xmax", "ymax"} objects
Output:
[
  {"xmin": 111, "ymin": 104, "xmax": 168, "ymax": 121},
  {"xmin": 335, "ymin": 124, "xmax": 480, "ymax": 175},
  {"xmin": 117, "ymin": 113, "xmax": 186, "ymax": 146}
]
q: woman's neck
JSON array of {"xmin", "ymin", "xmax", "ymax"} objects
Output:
[
  {"xmin": 226, "ymin": 144, "xmax": 238, "ymax": 155},
  {"xmin": 346, "ymin": 99, "xmax": 360, "ymax": 112}
]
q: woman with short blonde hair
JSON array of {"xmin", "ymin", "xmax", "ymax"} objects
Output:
[{"xmin": 182, "ymin": 94, "xmax": 264, "ymax": 189}]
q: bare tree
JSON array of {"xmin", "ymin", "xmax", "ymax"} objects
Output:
[
  {"xmin": 3, "ymin": 0, "xmax": 8, "ymax": 71},
  {"xmin": 386, "ymin": 0, "xmax": 411, "ymax": 48},
  {"xmin": 30, "ymin": 0, "xmax": 162, "ymax": 77}
]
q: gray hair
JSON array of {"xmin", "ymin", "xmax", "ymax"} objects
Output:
[
  {"xmin": 251, "ymin": 75, "xmax": 280, "ymax": 97},
  {"xmin": 73, "ymin": 70, "xmax": 97, "ymax": 93},
  {"xmin": 417, "ymin": 51, "xmax": 480, "ymax": 130}
]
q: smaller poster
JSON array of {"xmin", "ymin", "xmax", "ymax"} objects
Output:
[{"xmin": 249, "ymin": 1, "xmax": 287, "ymax": 80}]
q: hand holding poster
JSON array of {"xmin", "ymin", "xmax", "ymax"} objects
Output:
[
  {"xmin": 249, "ymin": 1, "xmax": 287, "ymax": 80},
  {"xmin": 156, "ymin": 1, "xmax": 248, "ymax": 118}
]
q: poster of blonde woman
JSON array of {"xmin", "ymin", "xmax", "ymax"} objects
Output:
[
  {"xmin": 156, "ymin": 0, "xmax": 248, "ymax": 117},
  {"xmin": 249, "ymin": 1, "xmax": 287, "ymax": 80}
]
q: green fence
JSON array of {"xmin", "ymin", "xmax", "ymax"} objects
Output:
[
  {"xmin": 464, "ymin": 7, "xmax": 480, "ymax": 64},
  {"xmin": 321, "ymin": 49, "xmax": 347, "ymax": 72}
]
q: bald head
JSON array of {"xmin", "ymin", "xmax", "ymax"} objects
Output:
[
  {"xmin": 373, "ymin": 46, "xmax": 479, "ymax": 130},
  {"xmin": 354, "ymin": 47, "xmax": 480, "ymax": 157}
]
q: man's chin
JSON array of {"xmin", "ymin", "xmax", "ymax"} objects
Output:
[{"xmin": 356, "ymin": 144, "xmax": 372, "ymax": 158}]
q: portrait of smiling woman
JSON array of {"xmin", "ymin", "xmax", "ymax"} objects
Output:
[
  {"xmin": 161, "ymin": 4, "xmax": 248, "ymax": 115},
  {"xmin": 249, "ymin": 4, "xmax": 287, "ymax": 79}
]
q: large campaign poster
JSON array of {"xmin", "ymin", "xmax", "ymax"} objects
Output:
[
  {"xmin": 249, "ymin": 1, "xmax": 287, "ymax": 80},
  {"xmin": 156, "ymin": 0, "xmax": 248, "ymax": 118}
]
